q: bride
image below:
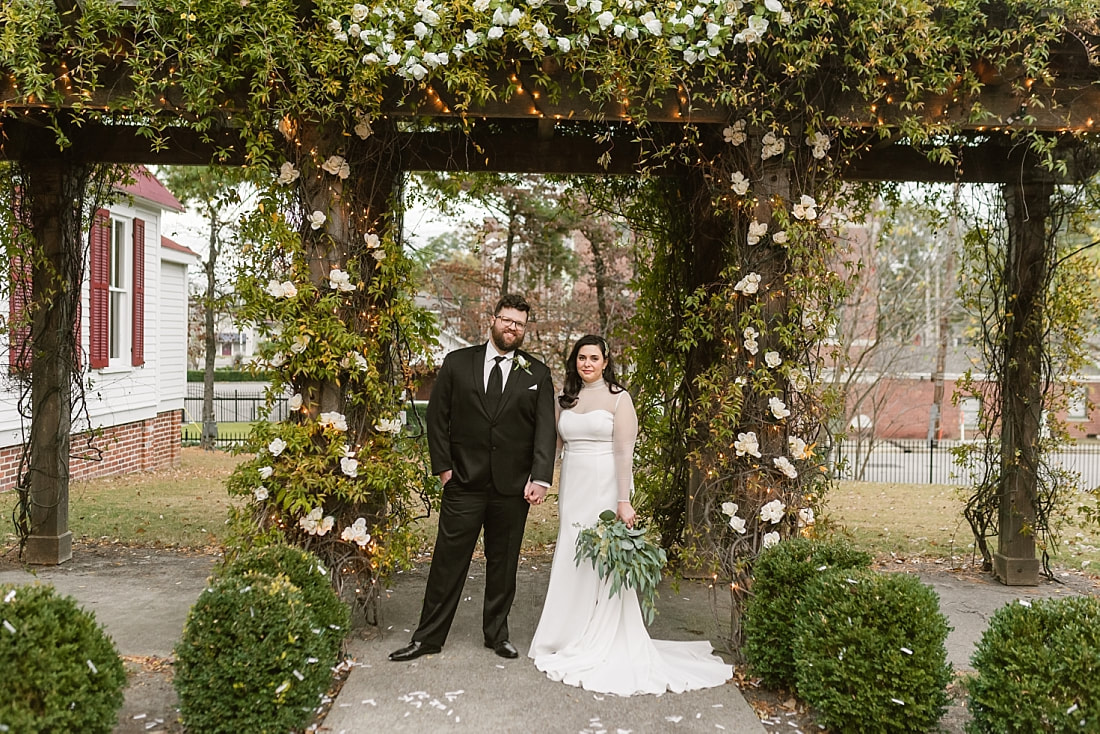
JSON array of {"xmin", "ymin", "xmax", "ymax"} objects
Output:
[{"xmin": 528, "ymin": 334, "xmax": 732, "ymax": 695}]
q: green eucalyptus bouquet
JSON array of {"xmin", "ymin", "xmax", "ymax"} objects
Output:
[{"xmin": 574, "ymin": 509, "xmax": 668, "ymax": 624}]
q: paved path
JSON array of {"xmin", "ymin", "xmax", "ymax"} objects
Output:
[{"xmin": 2, "ymin": 548, "xmax": 1098, "ymax": 733}]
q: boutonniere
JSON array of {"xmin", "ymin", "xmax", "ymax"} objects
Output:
[{"xmin": 513, "ymin": 355, "xmax": 532, "ymax": 375}]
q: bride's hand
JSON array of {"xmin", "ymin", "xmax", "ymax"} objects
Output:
[{"xmin": 617, "ymin": 501, "xmax": 636, "ymax": 529}]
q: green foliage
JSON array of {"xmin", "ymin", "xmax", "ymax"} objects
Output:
[
  {"xmin": 742, "ymin": 537, "xmax": 872, "ymax": 688},
  {"xmin": 174, "ymin": 573, "xmax": 332, "ymax": 734},
  {"xmin": 187, "ymin": 369, "xmax": 267, "ymax": 382},
  {"xmin": 0, "ymin": 583, "xmax": 126, "ymax": 734},
  {"xmin": 793, "ymin": 568, "xmax": 953, "ymax": 734},
  {"xmin": 574, "ymin": 509, "xmax": 668, "ymax": 625},
  {"xmin": 967, "ymin": 595, "xmax": 1100, "ymax": 733},
  {"xmin": 215, "ymin": 543, "xmax": 350, "ymax": 662}
]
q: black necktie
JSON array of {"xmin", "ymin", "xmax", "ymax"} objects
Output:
[{"xmin": 486, "ymin": 355, "xmax": 504, "ymax": 413}]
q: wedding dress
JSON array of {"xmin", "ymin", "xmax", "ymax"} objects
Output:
[{"xmin": 528, "ymin": 380, "xmax": 732, "ymax": 696}]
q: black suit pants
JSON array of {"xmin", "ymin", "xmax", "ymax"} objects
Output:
[{"xmin": 412, "ymin": 478, "xmax": 530, "ymax": 647}]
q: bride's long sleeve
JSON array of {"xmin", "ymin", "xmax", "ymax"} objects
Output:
[{"xmin": 611, "ymin": 391, "xmax": 638, "ymax": 502}]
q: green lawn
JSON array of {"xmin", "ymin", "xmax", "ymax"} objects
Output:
[
  {"xmin": 181, "ymin": 421, "xmax": 254, "ymax": 441},
  {"xmin": 4, "ymin": 450, "xmax": 1098, "ymax": 574}
]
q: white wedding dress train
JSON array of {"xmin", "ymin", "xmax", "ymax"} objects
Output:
[{"xmin": 529, "ymin": 397, "xmax": 732, "ymax": 696}]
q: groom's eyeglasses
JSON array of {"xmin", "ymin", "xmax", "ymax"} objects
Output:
[{"xmin": 494, "ymin": 315, "xmax": 528, "ymax": 332}]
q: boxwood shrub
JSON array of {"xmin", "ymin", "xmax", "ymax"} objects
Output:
[
  {"xmin": 0, "ymin": 583, "xmax": 126, "ymax": 734},
  {"xmin": 967, "ymin": 595, "xmax": 1100, "ymax": 733},
  {"xmin": 743, "ymin": 537, "xmax": 873, "ymax": 688},
  {"xmin": 216, "ymin": 543, "xmax": 349, "ymax": 662},
  {"xmin": 793, "ymin": 568, "xmax": 953, "ymax": 733},
  {"xmin": 174, "ymin": 573, "xmax": 333, "ymax": 734}
]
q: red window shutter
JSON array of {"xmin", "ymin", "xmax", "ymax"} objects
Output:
[
  {"xmin": 8, "ymin": 252, "xmax": 31, "ymax": 372},
  {"xmin": 88, "ymin": 209, "xmax": 110, "ymax": 369},
  {"xmin": 131, "ymin": 217, "xmax": 145, "ymax": 366}
]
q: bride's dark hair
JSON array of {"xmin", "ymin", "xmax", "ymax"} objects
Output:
[{"xmin": 559, "ymin": 334, "xmax": 626, "ymax": 409}]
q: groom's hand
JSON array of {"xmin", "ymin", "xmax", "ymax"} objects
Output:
[{"xmin": 524, "ymin": 481, "xmax": 547, "ymax": 505}]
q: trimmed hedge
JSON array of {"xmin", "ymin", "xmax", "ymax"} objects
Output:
[
  {"xmin": 174, "ymin": 574, "xmax": 334, "ymax": 734},
  {"xmin": 187, "ymin": 369, "xmax": 268, "ymax": 382},
  {"xmin": 215, "ymin": 544, "xmax": 349, "ymax": 661},
  {"xmin": 0, "ymin": 583, "xmax": 126, "ymax": 734},
  {"xmin": 967, "ymin": 595, "xmax": 1100, "ymax": 733},
  {"xmin": 743, "ymin": 537, "xmax": 873, "ymax": 688},
  {"xmin": 793, "ymin": 568, "xmax": 953, "ymax": 733}
]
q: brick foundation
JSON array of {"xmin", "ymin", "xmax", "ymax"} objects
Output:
[{"xmin": 0, "ymin": 410, "xmax": 182, "ymax": 493}]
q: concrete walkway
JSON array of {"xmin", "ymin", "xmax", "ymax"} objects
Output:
[{"xmin": 2, "ymin": 548, "xmax": 1097, "ymax": 733}]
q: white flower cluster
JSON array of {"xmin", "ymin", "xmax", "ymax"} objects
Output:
[
  {"xmin": 806, "ymin": 131, "xmax": 831, "ymax": 159},
  {"xmin": 730, "ymin": 170, "xmax": 749, "ymax": 195},
  {"xmin": 747, "ymin": 220, "xmax": 767, "ymax": 245},
  {"xmin": 742, "ymin": 326, "xmax": 759, "ymax": 355},
  {"xmin": 760, "ymin": 498, "xmax": 785, "ymax": 523},
  {"xmin": 277, "ymin": 162, "xmax": 300, "ymax": 185},
  {"xmin": 341, "ymin": 352, "xmax": 369, "ymax": 370},
  {"xmin": 341, "ymin": 517, "xmax": 372, "ymax": 547},
  {"xmin": 290, "ymin": 333, "xmax": 310, "ymax": 354},
  {"xmin": 365, "ymin": 232, "xmax": 386, "ymax": 261},
  {"xmin": 300, "ymin": 507, "xmax": 336, "ymax": 536},
  {"xmin": 321, "ymin": 155, "xmax": 350, "ymax": 179},
  {"xmin": 331, "ymin": 0, "xmax": 789, "ymax": 81},
  {"xmin": 721, "ymin": 501, "xmax": 746, "ymax": 534},
  {"xmin": 265, "ymin": 279, "xmax": 298, "ymax": 299},
  {"xmin": 723, "ymin": 119, "xmax": 747, "ymax": 146},
  {"xmin": 733, "ymin": 430, "xmax": 760, "ymax": 458},
  {"xmin": 319, "ymin": 411, "xmax": 349, "ymax": 432},
  {"xmin": 308, "ymin": 210, "xmax": 327, "ymax": 230},
  {"xmin": 375, "ymin": 414, "xmax": 404, "ymax": 434},
  {"xmin": 328, "ymin": 268, "xmax": 355, "ymax": 292},
  {"xmin": 769, "ymin": 396, "xmax": 790, "ymax": 419},
  {"xmin": 793, "ymin": 194, "xmax": 818, "ymax": 220},
  {"xmin": 340, "ymin": 455, "xmax": 359, "ymax": 477},
  {"xmin": 288, "ymin": 393, "xmax": 303, "ymax": 411},
  {"xmin": 760, "ymin": 131, "xmax": 785, "ymax": 160},
  {"xmin": 734, "ymin": 271, "xmax": 760, "ymax": 295}
]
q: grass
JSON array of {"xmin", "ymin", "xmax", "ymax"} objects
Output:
[
  {"xmin": 4, "ymin": 449, "xmax": 1098, "ymax": 574},
  {"xmin": 824, "ymin": 481, "xmax": 1100, "ymax": 572},
  {"xmin": 2, "ymin": 448, "xmax": 244, "ymax": 550},
  {"xmin": 180, "ymin": 421, "xmax": 253, "ymax": 441}
]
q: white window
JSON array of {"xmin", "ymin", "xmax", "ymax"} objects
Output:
[{"xmin": 108, "ymin": 217, "xmax": 132, "ymax": 365}]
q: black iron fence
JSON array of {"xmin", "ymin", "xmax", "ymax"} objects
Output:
[
  {"xmin": 183, "ymin": 386, "xmax": 288, "ymax": 424},
  {"xmin": 831, "ymin": 438, "xmax": 1100, "ymax": 489},
  {"xmin": 178, "ymin": 392, "xmax": 1100, "ymax": 488}
]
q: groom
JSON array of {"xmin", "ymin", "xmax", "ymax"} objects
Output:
[{"xmin": 390, "ymin": 294, "xmax": 557, "ymax": 661}]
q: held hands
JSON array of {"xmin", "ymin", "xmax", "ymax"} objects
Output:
[
  {"xmin": 524, "ymin": 481, "xmax": 548, "ymax": 506},
  {"xmin": 617, "ymin": 500, "xmax": 636, "ymax": 529}
]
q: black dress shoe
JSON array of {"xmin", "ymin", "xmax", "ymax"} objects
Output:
[
  {"xmin": 485, "ymin": 640, "xmax": 519, "ymax": 659},
  {"xmin": 389, "ymin": 641, "xmax": 441, "ymax": 661}
]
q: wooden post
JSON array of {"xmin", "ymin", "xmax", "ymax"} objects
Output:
[
  {"xmin": 22, "ymin": 160, "xmax": 86, "ymax": 565},
  {"xmin": 993, "ymin": 172, "xmax": 1052, "ymax": 585}
]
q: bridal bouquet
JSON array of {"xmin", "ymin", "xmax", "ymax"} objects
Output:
[{"xmin": 574, "ymin": 509, "xmax": 667, "ymax": 624}]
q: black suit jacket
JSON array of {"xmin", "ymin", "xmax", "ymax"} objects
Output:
[{"xmin": 426, "ymin": 343, "xmax": 556, "ymax": 495}]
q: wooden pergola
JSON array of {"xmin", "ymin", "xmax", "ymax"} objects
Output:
[{"xmin": 3, "ymin": 9, "xmax": 1098, "ymax": 585}]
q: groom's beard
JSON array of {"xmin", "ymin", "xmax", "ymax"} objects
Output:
[{"xmin": 490, "ymin": 324, "xmax": 525, "ymax": 353}]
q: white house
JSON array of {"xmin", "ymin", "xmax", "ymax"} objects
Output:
[{"xmin": 0, "ymin": 168, "xmax": 199, "ymax": 491}]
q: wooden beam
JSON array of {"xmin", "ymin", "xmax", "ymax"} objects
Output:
[{"xmin": 1, "ymin": 114, "xmax": 1094, "ymax": 184}]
